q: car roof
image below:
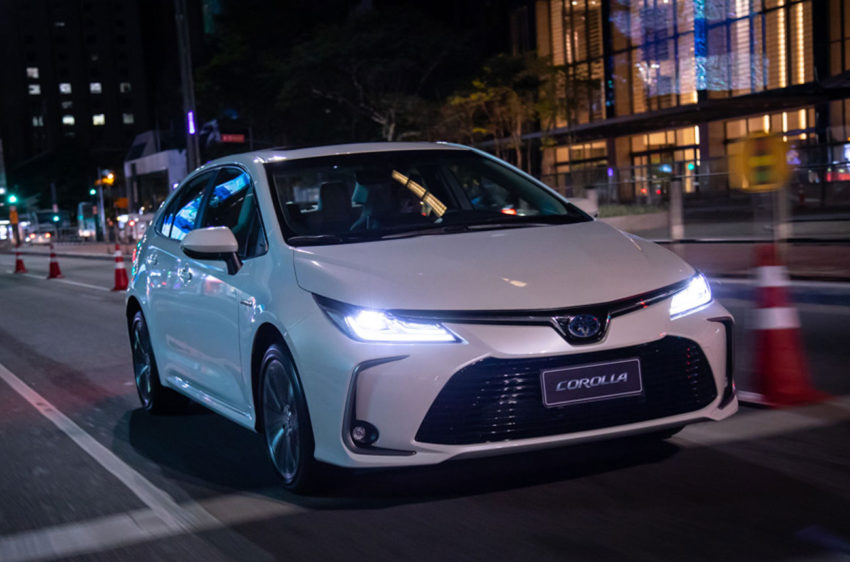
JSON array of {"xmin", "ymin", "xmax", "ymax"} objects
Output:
[{"xmin": 198, "ymin": 142, "xmax": 471, "ymax": 171}]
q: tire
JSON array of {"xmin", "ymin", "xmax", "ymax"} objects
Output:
[
  {"xmin": 130, "ymin": 311, "xmax": 188, "ymax": 414},
  {"xmin": 260, "ymin": 344, "xmax": 320, "ymax": 492}
]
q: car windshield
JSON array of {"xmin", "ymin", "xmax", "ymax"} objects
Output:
[{"xmin": 265, "ymin": 149, "xmax": 590, "ymax": 245}]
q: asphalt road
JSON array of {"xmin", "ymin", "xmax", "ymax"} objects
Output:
[{"xmin": 0, "ymin": 253, "xmax": 849, "ymax": 561}]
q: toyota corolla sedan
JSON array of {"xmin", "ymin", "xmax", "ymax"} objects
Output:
[{"xmin": 126, "ymin": 142, "xmax": 737, "ymax": 491}]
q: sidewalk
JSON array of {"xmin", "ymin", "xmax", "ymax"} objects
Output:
[
  {"xmin": 661, "ymin": 242, "xmax": 850, "ymax": 282},
  {"xmin": 0, "ymin": 242, "xmax": 134, "ymax": 260},
  {"xmin": 3, "ymin": 238, "xmax": 849, "ymax": 282}
]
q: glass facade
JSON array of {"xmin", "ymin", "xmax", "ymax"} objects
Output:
[
  {"xmin": 537, "ymin": 0, "xmax": 844, "ymax": 201},
  {"xmin": 548, "ymin": 1, "xmax": 606, "ymax": 126}
]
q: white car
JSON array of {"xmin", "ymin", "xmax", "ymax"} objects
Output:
[{"xmin": 126, "ymin": 142, "xmax": 737, "ymax": 491}]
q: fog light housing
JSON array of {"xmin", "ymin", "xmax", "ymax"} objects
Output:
[{"xmin": 351, "ymin": 421, "xmax": 379, "ymax": 447}]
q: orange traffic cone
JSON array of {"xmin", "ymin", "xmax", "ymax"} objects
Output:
[
  {"xmin": 47, "ymin": 243, "xmax": 63, "ymax": 279},
  {"xmin": 750, "ymin": 244, "xmax": 827, "ymax": 407},
  {"xmin": 13, "ymin": 248, "xmax": 27, "ymax": 274},
  {"xmin": 112, "ymin": 243, "xmax": 128, "ymax": 291}
]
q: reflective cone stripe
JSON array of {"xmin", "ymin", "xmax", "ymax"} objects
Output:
[
  {"xmin": 112, "ymin": 243, "xmax": 128, "ymax": 291},
  {"xmin": 753, "ymin": 307, "xmax": 800, "ymax": 330},
  {"xmin": 757, "ymin": 265, "xmax": 790, "ymax": 287},
  {"xmin": 46, "ymin": 243, "xmax": 63, "ymax": 279},
  {"xmin": 749, "ymin": 244, "xmax": 826, "ymax": 407},
  {"xmin": 13, "ymin": 249, "xmax": 27, "ymax": 274}
]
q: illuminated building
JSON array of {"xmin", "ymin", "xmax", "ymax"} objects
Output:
[{"xmin": 532, "ymin": 0, "xmax": 847, "ymax": 202}]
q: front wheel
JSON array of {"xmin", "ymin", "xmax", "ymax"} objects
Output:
[
  {"xmin": 130, "ymin": 311, "xmax": 188, "ymax": 414},
  {"xmin": 260, "ymin": 344, "xmax": 319, "ymax": 492}
]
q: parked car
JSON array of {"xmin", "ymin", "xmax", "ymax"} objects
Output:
[{"xmin": 126, "ymin": 142, "xmax": 737, "ymax": 491}]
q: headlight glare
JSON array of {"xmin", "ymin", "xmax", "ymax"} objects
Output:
[
  {"xmin": 344, "ymin": 309, "xmax": 457, "ymax": 342},
  {"xmin": 670, "ymin": 274, "xmax": 712, "ymax": 318},
  {"xmin": 317, "ymin": 297, "xmax": 459, "ymax": 343}
]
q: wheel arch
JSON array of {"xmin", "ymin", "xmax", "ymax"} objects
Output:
[
  {"xmin": 126, "ymin": 296, "xmax": 142, "ymax": 332},
  {"xmin": 251, "ymin": 322, "xmax": 292, "ymax": 432}
]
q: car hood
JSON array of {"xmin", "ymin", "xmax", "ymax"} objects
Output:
[{"xmin": 292, "ymin": 221, "xmax": 694, "ymax": 311}]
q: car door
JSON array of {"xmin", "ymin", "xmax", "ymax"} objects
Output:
[
  {"xmin": 146, "ymin": 171, "xmax": 216, "ymax": 384},
  {"xmin": 170, "ymin": 166, "xmax": 268, "ymax": 412}
]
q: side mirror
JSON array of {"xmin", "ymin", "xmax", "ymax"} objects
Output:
[{"xmin": 181, "ymin": 227, "xmax": 242, "ymax": 274}]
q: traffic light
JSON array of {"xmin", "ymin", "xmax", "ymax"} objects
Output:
[
  {"xmin": 7, "ymin": 194, "xmax": 17, "ymax": 205},
  {"xmin": 89, "ymin": 188, "xmax": 97, "ymax": 196}
]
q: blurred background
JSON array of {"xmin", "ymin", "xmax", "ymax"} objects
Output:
[
  {"xmin": 0, "ymin": 0, "xmax": 848, "ymax": 245},
  {"xmin": 0, "ymin": 3, "xmax": 849, "ymax": 561}
]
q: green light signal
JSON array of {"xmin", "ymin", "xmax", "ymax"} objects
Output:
[
  {"xmin": 8, "ymin": 194, "xmax": 17, "ymax": 204},
  {"xmin": 89, "ymin": 188, "xmax": 97, "ymax": 196}
]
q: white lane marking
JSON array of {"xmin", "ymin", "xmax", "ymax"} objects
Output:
[
  {"xmin": 0, "ymin": 362, "xmax": 219, "ymax": 545},
  {"xmin": 16, "ymin": 272, "xmax": 111, "ymax": 292},
  {"xmin": 752, "ymin": 306, "xmax": 800, "ymax": 330},
  {"xmin": 0, "ymin": 492, "xmax": 301, "ymax": 562}
]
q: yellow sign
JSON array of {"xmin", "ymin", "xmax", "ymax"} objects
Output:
[
  {"xmin": 736, "ymin": 133, "xmax": 791, "ymax": 192},
  {"xmin": 9, "ymin": 208, "xmax": 18, "ymax": 224},
  {"xmin": 114, "ymin": 197, "xmax": 129, "ymax": 209}
]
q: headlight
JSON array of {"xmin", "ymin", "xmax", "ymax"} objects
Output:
[
  {"xmin": 669, "ymin": 274, "xmax": 712, "ymax": 318},
  {"xmin": 318, "ymin": 298, "xmax": 459, "ymax": 343}
]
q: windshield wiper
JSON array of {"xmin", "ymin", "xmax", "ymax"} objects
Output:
[
  {"xmin": 288, "ymin": 233, "xmax": 365, "ymax": 246},
  {"xmin": 379, "ymin": 224, "xmax": 469, "ymax": 240},
  {"xmin": 465, "ymin": 215, "xmax": 584, "ymax": 229}
]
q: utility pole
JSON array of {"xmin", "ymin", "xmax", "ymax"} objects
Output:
[{"xmin": 175, "ymin": 0, "xmax": 200, "ymax": 172}]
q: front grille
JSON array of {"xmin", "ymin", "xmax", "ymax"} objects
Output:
[{"xmin": 415, "ymin": 336, "xmax": 717, "ymax": 445}]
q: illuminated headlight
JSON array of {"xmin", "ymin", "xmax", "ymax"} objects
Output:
[
  {"xmin": 319, "ymin": 299, "xmax": 459, "ymax": 343},
  {"xmin": 669, "ymin": 274, "xmax": 712, "ymax": 319}
]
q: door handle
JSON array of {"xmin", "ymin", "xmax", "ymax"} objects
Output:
[
  {"xmin": 240, "ymin": 297, "xmax": 256, "ymax": 308},
  {"xmin": 177, "ymin": 266, "xmax": 192, "ymax": 283}
]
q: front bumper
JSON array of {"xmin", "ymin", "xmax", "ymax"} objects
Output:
[{"xmin": 291, "ymin": 298, "xmax": 737, "ymax": 468}]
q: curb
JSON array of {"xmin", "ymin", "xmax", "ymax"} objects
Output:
[
  {"xmin": 710, "ymin": 277, "xmax": 850, "ymax": 307},
  {"xmin": 1, "ymin": 249, "xmax": 130, "ymax": 262}
]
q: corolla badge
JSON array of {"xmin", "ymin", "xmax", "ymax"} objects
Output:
[{"xmin": 565, "ymin": 314, "xmax": 602, "ymax": 339}]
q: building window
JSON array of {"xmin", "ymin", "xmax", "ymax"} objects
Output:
[
  {"xmin": 829, "ymin": 0, "xmax": 850, "ymax": 75},
  {"xmin": 59, "ymin": 83, "xmax": 72, "ymax": 94},
  {"xmin": 61, "ymin": 101, "xmax": 73, "ymax": 109},
  {"xmin": 62, "ymin": 115, "xmax": 75, "ymax": 126},
  {"xmin": 32, "ymin": 115, "xmax": 44, "ymax": 127},
  {"xmin": 119, "ymin": 82, "xmax": 132, "ymax": 93},
  {"xmin": 90, "ymin": 82, "xmax": 102, "ymax": 94},
  {"xmin": 552, "ymin": 0, "xmax": 817, "ymax": 118},
  {"xmin": 547, "ymin": 0, "xmax": 606, "ymax": 126},
  {"xmin": 92, "ymin": 114, "xmax": 106, "ymax": 126},
  {"xmin": 28, "ymin": 84, "xmax": 41, "ymax": 95},
  {"xmin": 26, "ymin": 67, "xmax": 39, "ymax": 79},
  {"xmin": 122, "ymin": 113, "xmax": 135, "ymax": 124}
]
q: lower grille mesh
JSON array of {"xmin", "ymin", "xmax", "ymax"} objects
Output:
[{"xmin": 415, "ymin": 336, "xmax": 717, "ymax": 445}]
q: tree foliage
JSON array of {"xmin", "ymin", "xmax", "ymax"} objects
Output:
[
  {"xmin": 432, "ymin": 53, "xmax": 600, "ymax": 172},
  {"xmin": 197, "ymin": 3, "xmax": 477, "ymax": 147}
]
